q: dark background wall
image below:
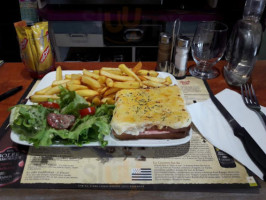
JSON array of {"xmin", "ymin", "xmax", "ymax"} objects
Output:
[
  {"xmin": 0, "ymin": 1, "xmax": 21, "ymax": 62},
  {"xmin": 1, "ymin": 0, "xmax": 265, "ymax": 62}
]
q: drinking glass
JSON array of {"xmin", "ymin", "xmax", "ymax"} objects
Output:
[{"xmin": 189, "ymin": 21, "xmax": 228, "ymax": 79}]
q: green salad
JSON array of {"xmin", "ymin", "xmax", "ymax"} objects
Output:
[{"xmin": 9, "ymin": 87, "xmax": 114, "ymax": 147}]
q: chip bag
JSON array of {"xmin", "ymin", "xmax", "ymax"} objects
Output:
[
  {"xmin": 14, "ymin": 21, "xmax": 55, "ymax": 79},
  {"xmin": 25, "ymin": 27, "xmax": 39, "ymax": 69},
  {"xmin": 31, "ymin": 21, "xmax": 54, "ymax": 73},
  {"xmin": 14, "ymin": 21, "xmax": 36, "ymax": 72}
]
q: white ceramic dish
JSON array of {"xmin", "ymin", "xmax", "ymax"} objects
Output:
[{"xmin": 10, "ymin": 70, "xmax": 192, "ymax": 147}]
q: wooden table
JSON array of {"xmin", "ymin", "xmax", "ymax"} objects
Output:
[{"xmin": 0, "ymin": 61, "xmax": 266, "ymax": 199}]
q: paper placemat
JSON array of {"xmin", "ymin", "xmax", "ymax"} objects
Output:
[{"xmin": 0, "ymin": 77, "xmax": 259, "ymax": 190}]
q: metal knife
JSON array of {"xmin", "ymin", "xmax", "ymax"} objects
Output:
[{"xmin": 204, "ymin": 80, "xmax": 266, "ymax": 181}]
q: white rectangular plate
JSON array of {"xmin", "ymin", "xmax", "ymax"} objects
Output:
[{"xmin": 10, "ymin": 70, "xmax": 192, "ymax": 147}]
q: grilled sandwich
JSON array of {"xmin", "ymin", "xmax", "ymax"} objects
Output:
[{"xmin": 111, "ymin": 85, "xmax": 191, "ymax": 140}]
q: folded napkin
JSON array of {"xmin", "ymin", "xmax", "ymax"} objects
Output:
[{"xmin": 187, "ymin": 89, "xmax": 266, "ymax": 180}]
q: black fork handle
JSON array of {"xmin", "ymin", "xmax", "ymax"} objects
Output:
[{"xmin": 256, "ymin": 110, "xmax": 266, "ymax": 129}]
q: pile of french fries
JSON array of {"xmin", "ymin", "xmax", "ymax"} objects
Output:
[{"xmin": 30, "ymin": 62, "xmax": 172, "ymax": 105}]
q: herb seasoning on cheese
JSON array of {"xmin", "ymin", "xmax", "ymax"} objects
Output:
[{"xmin": 111, "ymin": 85, "xmax": 191, "ymax": 136}]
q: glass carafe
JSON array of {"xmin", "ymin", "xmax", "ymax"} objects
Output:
[{"xmin": 224, "ymin": 0, "xmax": 266, "ymax": 86}]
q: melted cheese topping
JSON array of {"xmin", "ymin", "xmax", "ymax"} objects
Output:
[{"xmin": 111, "ymin": 85, "xmax": 191, "ymax": 135}]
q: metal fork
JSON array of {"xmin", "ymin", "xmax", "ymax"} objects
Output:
[{"xmin": 240, "ymin": 83, "xmax": 266, "ymax": 128}]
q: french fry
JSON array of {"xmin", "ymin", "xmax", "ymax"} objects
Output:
[
  {"xmin": 137, "ymin": 70, "xmax": 158, "ymax": 77},
  {"xmin": 83, "ymin": 69, "xmax": 100, "ymax": 80},
  {"xmin": 103, "ymin": 87, "xmax": 120, "ymax": 97},
  {"xmin": 144, "ymin": 76, "xmax": 165, "ymax": 83},
  {"xmin": 108, "ymin": 99, "xmax": 115, "ymax": 105},
  {"xmin": 101, "ymin": 96, "xmax": 115, "ymax": 105},
  {"xmin": 52, "ymin": 79, "xmax": 70, "ymax": 86},
  {"xmin": 81, "ymin": 75, "xmax": 101, "ymax": 89},
  {"xmin": 138, "ymin": 75, "xmax": 147, "ymax": 81},
  {"xmin": 30, "ymin": 94, "xmax": 59, "ymax": 103},
  {"xmin": 118, "ymin": 64, "xmax": 142, "ymax": 84},
  {"xmin": 93, "ymin": 70, "xmax": 100, "ymax": 75},
  {"xmin": 106, "ymin": 78, "xmax": 114, "ymax": 87},
  {"xmin": 45, "ymin": 84, "xmax": 66, "ymax": 95},
  {"xmin": 142, "ymin": 84, "xmax": 148, "ymax": 89},
  {"xmin": 100, "ymin": 70, "xmax": 135, "ymax": 82},
  {"xmin": 142, "ymin": 80, "xmax": 164, "ymax": 88},
  {"xmin": 137, "ymin": 69, "xmax": 148, "ymax": 76},
  {"xmin": 165, "ymin": 76, "xmax": 172, "ymax": 85},
  {"xmin": 163, "ymin": 81, "xmax": 171, "ymax": 86},
  {"xmin": 101, "ymin": 67, "xmax": 121, "ymax": 71},
  {"xmin": 99, "ymin": 87, "xmax": 108, "ymax": 94},
  {"xmin": 132, "ymin": 61, "xmax": 142, "ymax": 73},
  {"xmin": 100, "ymin": 97, "xmax": 108, "ymax": 104},
  {"xmin": 98, "ymin": 75, "xmax": 107, "ymax": 85},
  {"xmin": 92, "ymin": 96, "xmax": 101, "ymax": 106},
  {"xmin": 66, "ymin": 80, "xmax": 81, "ymax": 85},
  {"xmin": 75, "ymin": 89, "xmax": 99, "ymax": 98},
  {"xmin": 65, "ymin": 74, "xmax": 72, "ymax": 80},
  {"xmin": 113, "ymin": 81, "xmax": 140, "ymax": 89},
  {"xmin": 35, "ymin": 85, "xmax": 52, "ymax": 95},
  {"xmin": 71, "ymin": 74, "xmax": 82, "ymax": 80},
  {"xmin": 105, "ymin": 93, "xmax": 116, "ymax": 100},
  {"xmin": 148, "ymin": 70, "xmax": 159, "ymax": 77},
  {"xmin": 106, "ymin": 70, "xmax": 123, "ymax": 75},
  {"xmin": 67, "ymin": 84, "xmax": 88, "ymax": 91},
  {"xmin": 56, "ymin": 66, "xmax": 62, "ymax": 81}
]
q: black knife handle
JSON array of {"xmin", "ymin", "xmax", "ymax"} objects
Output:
[
  {"xmin": 0, "ymin": 86, "xmax": 23, "ymax": 102},
  {"xmin": 234, "ymin": 127, "xmax": 266, "ymax": 181}
]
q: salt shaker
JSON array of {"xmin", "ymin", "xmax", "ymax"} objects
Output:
[
  {"xmin": 172, "ymin": 36, "xmax": 190, "ymax": 79},
  {"xmin": 156, "ymin": 32, "xmax": 171, "ymax": 72}
]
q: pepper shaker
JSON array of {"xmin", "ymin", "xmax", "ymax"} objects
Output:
[
  {"xmin": 172, "ymin": 36, "xmax": 190, "ymax": 79},
  {"xmin": 156, "ymin": 32, "xmax": 172, "ymax": 72}
]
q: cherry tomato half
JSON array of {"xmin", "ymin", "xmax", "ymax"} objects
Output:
[
  {"xmin": 79, "ymin": 107, "xmax": 96, "ymax": 117},
  {"xmin": 39, "ymin": 102, "xmax": 60, "ymax": 109}
]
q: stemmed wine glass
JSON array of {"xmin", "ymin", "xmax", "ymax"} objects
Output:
[{"xmin": 189, "ymin": 21, "xmax": 228, "ymax": 79}]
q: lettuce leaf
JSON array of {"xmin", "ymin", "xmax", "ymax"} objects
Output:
[
  {"xmin": 58, "ymin": 86, "xmax": 89, "ymax": 117},
  {"xmin": 10, "ymin": 105, "xmax": 51, "ymax": 138}
]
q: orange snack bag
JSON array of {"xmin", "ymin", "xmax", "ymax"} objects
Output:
[
  {"xmin": 31, "ymin": 21, "xmax": 54, "ymax": 73},
  {"xmin": 14, "ymin": 21, "xmax": 36, "ymax": 72}
]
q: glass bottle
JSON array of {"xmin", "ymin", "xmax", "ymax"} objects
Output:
[
  {"xmin": 156, "ymin": 32, "xmax": 171, "ymax": 72},
  {"xmin": 224, "ymin": 0, "xmax": 266, "ymax": 86},
  {"xmin": 19, "ymin": 0, "xmax": 39, "ymax": 26}
]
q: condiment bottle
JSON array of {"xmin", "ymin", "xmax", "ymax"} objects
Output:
[
  {"xmin": 224, "ymin": 0, "xmax": 266, "ymax": 86},
  {"xmin": 172, "ymin": 36, "xmax": 190, "ymax": 79},
  {"xmin": 156, "ymin": 32, "xmax": 171, "ymax": 72}
]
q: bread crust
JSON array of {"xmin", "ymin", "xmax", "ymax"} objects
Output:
[{"xmin": 112, "ymin": 125, "xmax": 191, "ymax": 140}]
